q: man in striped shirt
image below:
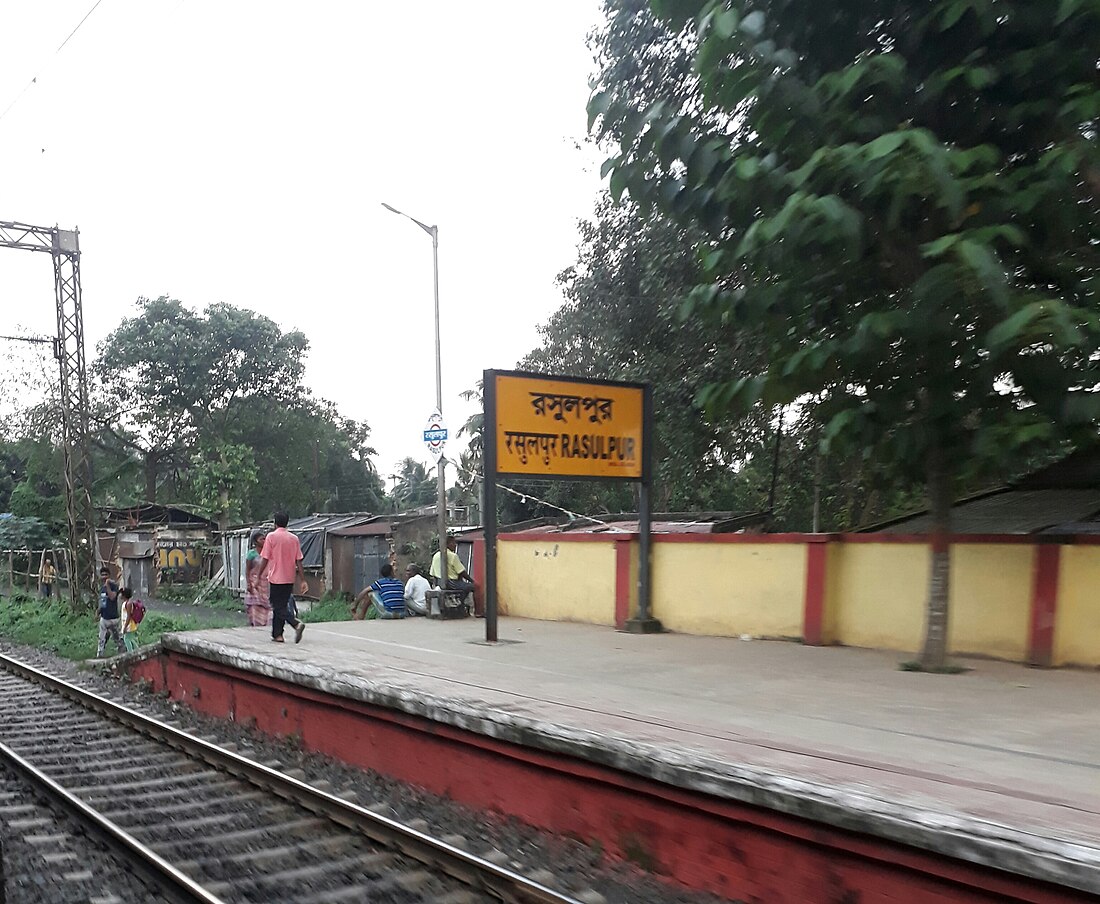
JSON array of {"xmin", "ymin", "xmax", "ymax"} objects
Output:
[{"xmin": 367, "ymin": 563, "xmax": 407, "ymax": 619}]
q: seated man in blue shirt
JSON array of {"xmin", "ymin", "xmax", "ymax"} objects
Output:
[{"xmin": 367, "ymin": 563, "xmax": 407, "ymax": 619}]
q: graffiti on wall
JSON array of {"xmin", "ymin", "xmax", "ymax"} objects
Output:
[{"xmin": 158, "ymin": 544, "xmax": 203, "ymax": 582}]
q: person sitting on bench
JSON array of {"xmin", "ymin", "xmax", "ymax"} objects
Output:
[{"xmin": 429, "ymin": 536, "xmax": 476, "ymax": 602}]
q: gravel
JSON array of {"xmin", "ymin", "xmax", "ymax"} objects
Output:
[
  {"xmin": 0, "ymin": 762, "xmax": 159, "ymax": 903},
  {"xmin": 0, "ymin": 639, "xmax": 736, "ymax": 904}
]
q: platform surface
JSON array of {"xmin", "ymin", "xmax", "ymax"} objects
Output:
[{"xmin": 162, "ymin": 617, "xmax": 1100, "ymax": 891}]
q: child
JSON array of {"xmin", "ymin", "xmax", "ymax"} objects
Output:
[
  {"xmin": 119, "ymin": 587, "xmax": 140, "ymax": 653},
  {"xmin": 39, "ymin": 557, "xmax": 57, "ymax": 599},
  {"xmin": 97, "ymin": 567, "xmax": 125, "ymax": 658}
]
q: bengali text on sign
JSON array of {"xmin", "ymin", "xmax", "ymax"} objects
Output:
[{"xmin": 492, "ymin": 372, "xmax": 645, "ymax": 479}]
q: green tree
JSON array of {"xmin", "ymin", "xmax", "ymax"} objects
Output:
[
  {"xmin": 594, "ymin": 0, "xmax": 1100, "ymax": 667},
  {"xmin": 391, "ymin": 458, "xmax": 437, "ymax": 512},
  {"xmin": 97, "ymin": 297, "xmax": 308, "ymax": 522},
  {"xmin": 96, "ymin": 297, "xmax": 385, "ymax": 526}
]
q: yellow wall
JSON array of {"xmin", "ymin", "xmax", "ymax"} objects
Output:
[
  {"xmin": 826, "ymin": 544, "xmax": 928, "ymax": 651},
  {"xmin": 1054, "ymin": 546, "xmax": 1100, "ymax": 667},
  {"xmin": 498, "ymin": 539, "xmax": 616, "ymax": 626},
  {"xmin": 650, "ymin": 542, "xmax": 806, "ymax": 638},
  {"xmin": 825, "ymin": 543, "xmax": 1032, "ymax": 658},
  {"xmin": 494, "ymin": 535, "xmax": 1099, "ymax": 666},
  {"xmin": 948, "ymin": 544, "xmax": 1033, "ymax": 660}
]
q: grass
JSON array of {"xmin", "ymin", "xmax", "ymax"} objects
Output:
[
  {"xmin": 0, "ymin": 591, "xmax": 239, "ymax": 661},
  {"xmin": 157, "ymin": 583, "xmax": 242, "ymax": 612},
  {"xmin": 302, "ymin": 593, "xmax": 355, "ymax": 624}
]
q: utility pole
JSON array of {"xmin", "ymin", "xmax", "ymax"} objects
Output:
[
  {"xmin": 0, "ymin": 221, "xmax": 97, "ymax": 606},
  {"xmin": 381, "ymin": 204, "xmax": 448, "ymax": 567}
]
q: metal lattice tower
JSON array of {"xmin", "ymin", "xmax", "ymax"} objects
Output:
[{"xmin": 0, "ymin": 220, "xmax": 97, "ymax": 605}]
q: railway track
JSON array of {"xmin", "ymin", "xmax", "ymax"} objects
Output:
[{"xmin": 0, "ymin": 652, "xmax": 585, "ymax": 904}]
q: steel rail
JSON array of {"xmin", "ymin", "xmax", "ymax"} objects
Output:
[
  {"xmin": 0, "ymin": 738, "xmax": 228, "ymax": 904},
  {"xmin": 0, "ymin": 652, "xmax": 581, "ymax": 904}
]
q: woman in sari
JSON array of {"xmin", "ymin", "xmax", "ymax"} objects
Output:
[{"xmin": 244, "ymin": 530, "xmax": 271, "ymax": 627}]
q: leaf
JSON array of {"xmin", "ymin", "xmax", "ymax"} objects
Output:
[
  {"xmin": 965, "ymin": 66, "xmax": 995, "ymax": 90},
  {"xmin": 865, "ymin": 132, "xmax": 906, "ymax": 161},
  {"xmin": 740, "ymin": 10, "xmax": 766, "ymax": 38},
  {"xmin": 956, "ymin": 239, "xmax": 1008, "ymax": 306},
  {"xmin": 610, "ymin": 167, "xmax": 630, "ymax": 203},
  {"xmin": 941, "ymin": 0, "xmax": 974, "ymax": 29},
  {"xmin": 985, "ymin": 303, "xmax": 1044, "ymax": 353},
  {"xmin": 714, "ymin": 7, "xmax": 739, "ymax": 38},
  {"xmin": 921, "ymin": 234, "xmax": 960, "ymax": 258},
  {"xmin": 586, "ymin": 90, "xmax": 611, "ymax": 133}
]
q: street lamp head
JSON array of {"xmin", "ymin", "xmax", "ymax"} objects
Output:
[{"xmin": 381, "ymin": 201, "xmax": 436, "ymax": 238}]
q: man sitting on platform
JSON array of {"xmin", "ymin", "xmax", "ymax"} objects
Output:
[
  {"xmin": 352, "ymin": 563, "xmax": 407, "ymax": 620},
  {"xmin": 403, "ymin": 563, "xmax": 431, "ymax": 616},
  {"xmin": 429, "ymin": 536, "xmax": 476, "ymax": 604}
]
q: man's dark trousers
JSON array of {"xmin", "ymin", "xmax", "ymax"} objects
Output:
[{"xmin": 270, "ymin": 583, "xmax": 298, "ymax": 639}]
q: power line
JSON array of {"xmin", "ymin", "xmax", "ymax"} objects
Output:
[
  {"xmin": 55, "ymin": 0, "xmax": 106, "ymax": 54},
  {"xmin": 0, "ymin": 0, "xmax": 108, "ymax": 125}
]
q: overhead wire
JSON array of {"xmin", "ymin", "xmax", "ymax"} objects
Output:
[{"xmin": 0, "ymin": 0, "xmax": 108, "ymax": 124}]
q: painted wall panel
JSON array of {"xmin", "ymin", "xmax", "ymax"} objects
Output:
[
  {"xmin": 1054, "ymin": 546, "xmax": 1100, "ymax": 667},
  {"xmin": 650, "ymin": 542, "xmax": 806, "ymax": 638},
  {"xmin": 498, "ymin": 539, "xmax": 616, "ymax": 625}
]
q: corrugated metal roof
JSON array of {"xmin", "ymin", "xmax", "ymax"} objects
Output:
[
  {"xmin": 288, "ymin": 512, "xmax": 375, "ymax": 532},
  {"xmin": 507, "ymin": 519, "xmax": 752, "ymax": 535},
  {"xmin": 98, "ymin": 504, "xmax": 216, "ymax": 528},
  {"xmin": 876, "ymin": 489, "xmax": 1100, "ymax": 534},
  {"xmin": 329, "ymin": 521, "xmax": 394, "ymax": 537}
]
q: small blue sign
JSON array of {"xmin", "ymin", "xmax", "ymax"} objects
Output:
[{"xmin": 424, "ymin": 428, "xmax": 448, "ymax": 443}]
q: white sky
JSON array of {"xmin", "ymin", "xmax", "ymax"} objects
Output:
[{"xmin": 0, "ymin": 1, "xmax": 605, "ymax": 491}]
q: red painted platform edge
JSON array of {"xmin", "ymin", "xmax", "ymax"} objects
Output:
[{"xmin": 127, "ymin": 650, "xmax": 1097, "ymax": 904}]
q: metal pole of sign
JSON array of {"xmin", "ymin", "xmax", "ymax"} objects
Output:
[
  {"xmin": 627, "ymin": 384, "xmax": 661, "ymax": 633},
  {"xmin": 483, "ymin": 370, "xmax": 499, "ymax": 643}
]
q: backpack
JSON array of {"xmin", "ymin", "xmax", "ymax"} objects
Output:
[{"xmin": 129, "ymin": 598, "xmax": 146, "ymax": 625}]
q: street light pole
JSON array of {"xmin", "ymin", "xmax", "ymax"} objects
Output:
[{"xmin": 382, "ymin": 203, "xmax": 447, "ymax": 576}]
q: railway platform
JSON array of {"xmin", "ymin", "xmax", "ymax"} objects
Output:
[{"xmin": 129, "ymin": 617, "xmax": 1100, "ymax": 903}]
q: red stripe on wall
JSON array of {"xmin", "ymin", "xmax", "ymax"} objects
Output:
[
  {"xmin": 803, "ymin": 538, "xmax": 828, "ymax": 646},
  {"xmin": 1028, "ymin": 544, "xmax": 1061, "ymax": 668}
]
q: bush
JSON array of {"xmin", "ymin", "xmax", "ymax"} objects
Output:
[{"xmin": 0, "ymin": 591, "xmax": 238, "ymax": 660}]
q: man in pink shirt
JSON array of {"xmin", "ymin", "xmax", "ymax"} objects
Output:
[{"xmin": 255, "ymin": 511, "xmax": 308, "ymax": 643}]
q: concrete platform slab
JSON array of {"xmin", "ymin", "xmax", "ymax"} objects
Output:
[{"xmin": 150, "ymin": 617, "xmax": 1100, "ymax": 899}]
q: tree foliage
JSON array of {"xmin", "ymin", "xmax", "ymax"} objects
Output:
[
  {"xmin": 93, "ymin": 297, "xmax": 384, "ymax": 525},
  {"xmin": 593, "ymin": 0, "xmax": 1100, "ymax": 665}
]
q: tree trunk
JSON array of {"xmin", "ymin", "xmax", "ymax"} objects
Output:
[
  {"xmin": 919, "ymin": 440, "xmax": 952, "ymax": 669},
  {"xmin": 143, "ymin": 450, "xmax": 159, "ymax": 503}
]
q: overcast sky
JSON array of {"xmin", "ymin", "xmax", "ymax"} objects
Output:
[{"xmin": 0, "ymin": 1, "xmax": 605, "ymax": 493}]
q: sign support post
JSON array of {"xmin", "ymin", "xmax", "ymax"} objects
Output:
[
  {"xmin": 482, "ymin": 369, "xmax": 659, "ymax": 643},
  {"xmin": 626, "ymin": 385, "xmax": 661, "ymax": 632},
  {"xmin": 484, "ymin": 375, "xmax": 499, "ymax": 642}
]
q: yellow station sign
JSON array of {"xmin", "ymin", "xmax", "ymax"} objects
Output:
[{"xmin": 492, "ymin": 372, "xmax": 646, "ymax": 479}]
